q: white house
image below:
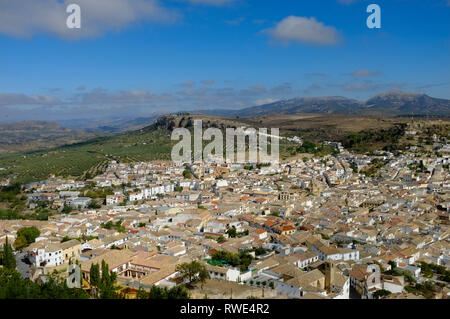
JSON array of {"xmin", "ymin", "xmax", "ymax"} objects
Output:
[
  {"xmin": 206, "ymin": 264, "xmax": 252, "ymax": 283},
  {"xmin": 26, "ymin": 243, "xmax": 63, "ymax": 267}
]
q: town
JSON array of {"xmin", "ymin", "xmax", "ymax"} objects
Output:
[{"xmin": 1, "ymin": 124, "xmax": 449, "ymax": 300}]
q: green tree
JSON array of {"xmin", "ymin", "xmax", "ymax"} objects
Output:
[
  {"xmin": 14, "ymin": 227, "xmax": 40, "ymax": 249},
  {"xmin": 217, "ymin": 236, "xmax": 226, "ymax": 243},
  {"xmin": 12, "ymin": 235, "xmax": 28, "ymax": 250},
  {"xmin": 99, "ymin": 260, "xmax": 117, "ymax": 299},
  {"xmin": 149, "ymin": 285, "xmax": 168, "ymax": 299},
  {"xmin": 61, "ymin": 203, "xmax": 72, "ymax": 214},
  {"xmin": 136, "ymin": 286, "xmax": 149, "ymax": 299},
  {"xmin": 88, "ymin": 201, "xmax": 101, "ymax": 209},
  {"xmin": 167, "ymin": 285, "xmax": 189, "ymax": 299},
  {"xmin": 0, "ymin": 267, "xmax": 89, "ymax": 299},
  {"xmin": 89, "ymin": 263, "xmax": 101, "ymax": 289},
  {"xmin": 226, "ymin": 228, "xmax": 237, "ymax": 238},
  {"xmin": 182, "ymin": 170, "xmax": 192, "ymax": 179},
  {"xmin": 176, "ymin": 261, "xmax": 210, "ymax": 287},
  {"xmin": 1, "ymin": 237, "xmax": 16, "ymax": 270},
  {"xmin": 373, "ymin": 289, "xmax": 391, "ymax": 299}
]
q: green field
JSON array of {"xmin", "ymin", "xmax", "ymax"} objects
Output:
[{"xmin": 0, "ymin": 126, "xmax": 174, "ymax": 184}]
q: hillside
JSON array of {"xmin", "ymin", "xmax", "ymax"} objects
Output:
[
  {"xmin": 0, "ymin": 122, "xmax": 174, "ymax": 184},
  {"xmin": 363, "ymin": 91, "xmax": 450, "ymax": 116},
  {"xmin": 0, "ymin": 121, "xmax": 95, "ymax": 154},
  {"xmin": 199, "ymin": 91, "xmax": 450, "ymax": 118},
  {"xmin": 0, "ymin": 114, "xmax": 418, "ymax": 184}
]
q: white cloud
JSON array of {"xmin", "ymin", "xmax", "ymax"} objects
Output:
[
  {"xmin": 264, "ymin": 16, "xmax": 341, "ymax": 46},
  {"xmin": 0, "ymin": 0, "xmax": 178, "ymax": 39},
  {"xmin": 0, "ymin": 93, "xmax": 61, "ymax": 106}
]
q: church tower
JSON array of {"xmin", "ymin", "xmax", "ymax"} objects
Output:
[{"xmin": 325, "ymin": 260, "xmax": 335, "ymax": 292}]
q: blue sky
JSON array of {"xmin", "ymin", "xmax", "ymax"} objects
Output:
[{"xmin": 0, "ymin": 0, "xmax": 449, "ymax": 122}]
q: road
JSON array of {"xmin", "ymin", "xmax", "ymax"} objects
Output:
[{"xmin": 15, "ymin": 251, "xmax": 32, "ymax": 279}]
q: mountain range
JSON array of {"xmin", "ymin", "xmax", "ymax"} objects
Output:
[{"xmin": 197, "ymin": 91, "xmax": 450, "ymax": 118}]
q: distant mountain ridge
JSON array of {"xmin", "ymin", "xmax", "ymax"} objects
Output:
[
  {"xmin": 198, "ymin": 91, "xmax": 450, "ymax": 117},
  {"xmin": 0, "ymin": 120, "xmax": 94, "ymax": 154}
]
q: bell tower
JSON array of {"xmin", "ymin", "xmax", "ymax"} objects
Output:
[{"xmin": 325, "ymin": 260, "xmax": 335, "ymax": 292}]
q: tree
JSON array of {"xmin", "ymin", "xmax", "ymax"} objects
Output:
[
  {"xmin": 167, "ymin": 285, "xmax": 189, "ymax": 299},
  {"xmin": 1, "ymin": 237, "xmax": 16, "ymax": 270},
  {"xmin": 176, "ymin": 261, "xmax": 210, "ymax": 287},
  {"xmin": 136, "ymin": 286, "xmax": 149, "ymax": 299},
  {"xmin": 226, "ymin": 228, "xmax": 237, "ymax": 238},
  {"xmin": 147, "ymin": 285, "xmax": 190, "ymax": 299},
  {"xmin": 89, "ymin": 263, "xmax": 101, "ymax": 288},
  {"xmin": 99, "ymin": 260, "xmax": 117, "ymax": 299},
  {"xmin": 14, "ymin": 227, "xmax": 40, "ymax": 250},
  {"xmin": 61, "ymin": 203, "xmax": 72, "ymax": 214},
  {"xmin": 217, "ymin": 236, "xmax": 226, "ymax": 243},
  {"xmin": 88, "ymin": 201, "xmax": 101, "ymax": 209},
  {"xmin": 182, "ymin": 170, "xmax": 192, "ymax": 179},
  {"xmin": 388, "ymin": 260, "xmax": 397, "ymax": 270},
  {"xmin": 149, "ymin": 285, "xmax": 168, "ymax": 299},
  {"xmin": 254, "ymin": 247, "xmax": 267, "ymax": 256},
  {"xmin": 373, "ymin": 289, "xmax": 391, "ymax": 299},
  {"xmin": 12, "ymin": 235, "xmax": 28, "ymax": 250},
  {"xmin": 0, "ymin": 267, "xmax": 89, "ymax": 299}
]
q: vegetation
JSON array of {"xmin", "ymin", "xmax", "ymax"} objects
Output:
[
  {"xmin": 84, "ymin": 186, "xmax": 114, "ymax": 199},
  {"xmin": 383, "ymin": 261, "xmax": 416, "ymax": 284},
  {"xmin": 13, "ymin": 227, "xmax": 40, "ymax": 250},
  {"xmin": 253, "ymin": 247, "xmax": 267, "ymax": 256},
  {"xmin": 88, "ymin": 260, "xmax": 119, "ymax": 299},
  {"xmin": 1, "ymin": 237, "xmax": 16, "ymax": 270},
  {"xmin": 182, "ymin": 170, "xmax": 192, "ymax": 179},
  {"xmin": 0, "ymin": 268, "xmax": 89, "ymax": 299},
  {"xmin": 373, "ymin": 289, "xmax": 391, "ymax": 299},
  {"xmin": 407, "ymin": 161, "xmax": 427, "ymax": 174},
  {"xmin": 419, "ymin": 261, "xmax": 450, "ymax": 282},
  {"xmin": 285, "ymin": 141, "xmax": 336, "ymax": 158},
  {"xmin": 341, "ymin": 125, "xmax": 406, "ymax": 153},
  {"xmin": 216, "ymin": 236, "xmax": 226, "ymax": 243},
  {"xmin": 405, "ymin": 280, "xmax": 440, "ymax": 299},
  {"xmin": 226, "ymin": 228, "xmax": 249, "ymax": 238},
  {"xmin": 211, "ymin": 250, "xmax": 254, "ymax": 271},
  {"xmin": 361, "ymin": 158, "xmax": 390, "ymax": 177},
  {"xmin": 175, "ymin": 261, "xmax": 210, "ymax": 287},
  {"xmin": 0, "ymin": 127, "xmax": 173, "ymax": 184},
  {"xmin": 101, "ymin": 219, "xmax": 126, "ymax": 233},
  {"xmin": 137, "ymin": 284, "xmax": 190, "ymax": 299},
  {"xmin": 0, "ymin": 184, "xmax": 22, "ymax": 203}
]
